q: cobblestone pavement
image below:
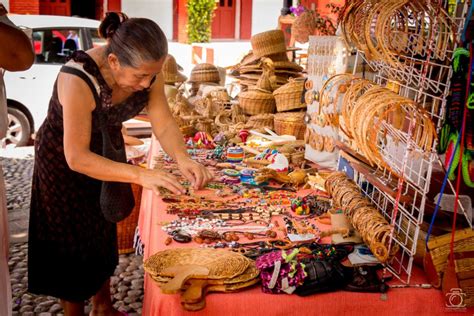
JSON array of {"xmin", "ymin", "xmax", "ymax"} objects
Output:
[{"xmin": 2, "ymin": 150, "xmax": 144, "ymax": 315}]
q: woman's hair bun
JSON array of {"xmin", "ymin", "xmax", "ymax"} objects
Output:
[{"xmin": 99, "ymin": 12, "xmax": 129, "ymax": 40}]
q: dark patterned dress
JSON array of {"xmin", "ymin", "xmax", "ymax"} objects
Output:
[{"xmin": 28, "ymin": 51, "xmax": 150, "ymax": 301}]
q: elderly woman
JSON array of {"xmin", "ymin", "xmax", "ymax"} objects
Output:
[{"xmin": 28, "ymin": 12, "xmax": 212, "ymax": 316}]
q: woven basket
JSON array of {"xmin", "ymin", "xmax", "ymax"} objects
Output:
[
  {"xmin": 163, "ymin": 54, "xmax": 187, "ymax": 84},
  {"xmin": 251, "ymin": 30, "xmax": 290, "ymax": 58},
  {"xmin": 427, "ymin": 228, "xmax": 474, "ymax": 277},
  {"xmin": 273, "ymin": 79, "xmax": 306, "ymax": 112},
  {"xmin": 274, "ymin": 112, "xmax": 306, "ymax": 140},
  {"xmin": 239, "ymin": 88, "xmax": 276, "ymax": 115},
  {"xmin": 189, "ymin": 63, "xmax": 220, "ymax": 83},
  {"xmin": 245, "ymin": 113, "xmax": 274, "ymax": 129},
  {"xmin": 117, "ymin": 183, "xmax": 142, "ymax": 254}
]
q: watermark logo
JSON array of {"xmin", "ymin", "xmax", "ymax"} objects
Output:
[{"xmin": 445, "ymin": 288, "xmax": 466, "ymax": 309}]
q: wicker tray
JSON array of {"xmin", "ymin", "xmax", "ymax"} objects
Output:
[
  {"xmin": 273, "ymin": 79, "xmax": 306, "ymax": 112},
  {"xmin": 145, "ymin": 248, "xmax": 249, "ymax": 278},
  {"xmin": 151, "ymin": 259, "xmax": 259, "ymax": 286},
  {"xmin": 274, "ymin": 112, "xmax": 306, "ymax": 140}
]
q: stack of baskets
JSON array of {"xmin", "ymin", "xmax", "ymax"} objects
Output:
[
  {"xmin": 272, "ymin": 78, "xmax": 306, "ymax": 140},
  {"xmin": 232, "ymin": 30, "xmax": 307, "ymax": 137},
  {"xmin": 230, "ymin": 30, "xmax": 304, "ymax": 91},
  {"xmin": 238, "ymin": 56, "xmax": 277, "ymax": 130}
]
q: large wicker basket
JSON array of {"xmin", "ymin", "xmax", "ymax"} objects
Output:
[
  {"xmin": 245, "ymin": 113, "xmax": 274, "ymax": 129},
  {"xmin": 274, "ymin": 112, "xmax": 306, "ymax": 140},
  {"xmin": 273, "ymin": 79, "xmax": 306, "ymax": 112},
  {"xmin": 117, "ymin": 183, "xmax": 142, "ymax": 254},
  {"xmin": 239, "ymin": 88, "xmax": 276, "ymax": 115}
]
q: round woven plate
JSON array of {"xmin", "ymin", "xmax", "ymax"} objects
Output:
[
  {"xmin": 144, "ymin": 248, "xmax": 250, "ymax": 280},
  {"xmin": 152, "ymin": 258, "xmax": 260, "ymax": 286}
]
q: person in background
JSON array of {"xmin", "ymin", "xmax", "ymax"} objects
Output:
[
  {"xmin": 0, "ymin": 3, "xmax": 35, "ymax": 316},
  {"xmin": 28, "ymin": 12, "xmax": 212, "ymax": 316}
]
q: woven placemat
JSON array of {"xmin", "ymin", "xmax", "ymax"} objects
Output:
[{"xmin": 144, "ymin": 248, "xmax": 250, "ymax": 280}]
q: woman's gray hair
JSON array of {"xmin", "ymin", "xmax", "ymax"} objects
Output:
[{"xmin": 99, "ymin": 12, "xmax": 168, "ymax": 67}]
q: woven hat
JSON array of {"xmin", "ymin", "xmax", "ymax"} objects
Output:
[
  {"xmin": 162, "ymin": 54, "xmax": 187, "ymax": 84},
  {"xmin": 251, "ymin": 30, "xmax": 300, "ymax": 59},
  {"xmin": 188, "ymin": 63, "xmax": 221, "ymax": 84}
]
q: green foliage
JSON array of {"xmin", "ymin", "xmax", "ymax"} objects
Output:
[{"xmin": 186, "ymin": 0, "xmax": 217, "ymax": 43}]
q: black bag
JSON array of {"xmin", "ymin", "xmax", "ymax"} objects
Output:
[
  {"xmin": 98, "ymin": 113, "xmax": 135, "ymax": 223},
  {"xmin": 295, "ymin": 259, "xmax": 351, "ymax": 296},
  {"xmin": 60, "ymin": 65, "xmax": 135, "ymax": 223},
  {"xmin": 344, "ymin": 265, "xmax": 389, "ymax": 293}
]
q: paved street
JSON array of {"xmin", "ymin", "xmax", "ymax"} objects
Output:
[{"xmin": 1, "ymin": 148, "xmax": 144, "ymax": 315}]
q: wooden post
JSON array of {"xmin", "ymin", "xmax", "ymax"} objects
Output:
[{"xmin": 281, "ymin": 0, "xmax": 291, "ymax": 16}]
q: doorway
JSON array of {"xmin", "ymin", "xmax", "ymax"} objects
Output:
[{"xmin": 211, "ymin": 0, "xmax": 236, "ymax": 39}]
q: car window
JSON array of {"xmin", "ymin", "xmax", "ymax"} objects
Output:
[
  {"xmin": 33, "ymin": 28, "xmax": 81, "ymax": 64},
  {"xmin": 89, "ymin": 29, "xmax": 107, "ymax": 48}
]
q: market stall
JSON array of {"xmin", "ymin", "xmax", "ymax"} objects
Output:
[{"xmin": 137, "ymin": 138, "xmax": 461, "ymax": 316}]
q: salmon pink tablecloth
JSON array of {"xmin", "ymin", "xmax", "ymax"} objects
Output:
[{"xmin": 138, "ymin": 138, "xmax": 473, "ymax": 316}]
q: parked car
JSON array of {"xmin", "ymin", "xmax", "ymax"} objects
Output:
[{"xmin": 3, "ymin": 14, "xmax": 106, "ymax": 147}]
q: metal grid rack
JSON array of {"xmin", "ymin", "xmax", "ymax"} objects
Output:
[
  {"xmin": 355, "ymin": 173, "xmax": 421, "ymax": 283},
  {"xmin": 341, "ymin": 0, "xmax": 471, "ymax": 283}
]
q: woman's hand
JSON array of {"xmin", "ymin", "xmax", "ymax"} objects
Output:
[
  {"xmin": 177, "ymin": 157, "xmax": 213, "ymax": 190},
  {"xmin": 138, "ymin": 169, "xmax": 186, "ymax": 196}
]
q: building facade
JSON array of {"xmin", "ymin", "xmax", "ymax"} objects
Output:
[{"xmin": 3, "ymin": 0, "xmax": 340, "ymax": 41}]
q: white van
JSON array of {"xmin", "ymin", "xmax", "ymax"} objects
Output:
[{"xmin": 3, "ymin": 14, "xmax": 104, "ymax": 146}]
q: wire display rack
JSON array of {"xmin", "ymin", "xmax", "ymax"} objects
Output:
[{"xmin": 339, "ymin": 0, "xmax": 471, "ymax": 283}]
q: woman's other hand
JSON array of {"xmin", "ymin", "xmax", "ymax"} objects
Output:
[
  {"xmin": 139, "ymin": 169, "xmax": 186, "ymax": 196},
  {"xmin": 177, "ymin": 157, "xmax": 213, "ymax": 190}
]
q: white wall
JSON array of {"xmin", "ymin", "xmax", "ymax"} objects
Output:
[
  {"xmin": 121, "ymin": 0, "xmax": 173, "ymax": 39},
  {"xmin": 251, "ymin": 0, "xmax": 281, "ymax": 35},
  {"xmin": 0, "ymin": 0, "xmax": 9, "ymax": 11}
]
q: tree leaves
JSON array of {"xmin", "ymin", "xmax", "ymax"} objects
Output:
[{"xmin": 186, "ymin": 0, "xmax": 217, "ymax": 43}]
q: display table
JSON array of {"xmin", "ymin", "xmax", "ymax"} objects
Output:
[{"xmin": 138, "ymin": 137, "xmax": 471, "ymax": 316}]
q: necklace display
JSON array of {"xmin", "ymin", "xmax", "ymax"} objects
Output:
[{"xmin": 152, "ymin": 149, "xmax": 333, "ymax": 253}]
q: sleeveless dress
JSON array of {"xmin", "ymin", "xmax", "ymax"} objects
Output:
[{"xmin": 28, "ymin": 51, "xmax": 151, "ymax": 301}]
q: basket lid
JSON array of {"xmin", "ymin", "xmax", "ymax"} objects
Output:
[
  {"xmin": 273, "ymin": 78, "xmax": 305, "ymax": 96},
  {"xmin": 189, "ymin": 63, "xmax": 221, "ymax": 83},
  {"xmin": 239, "ymin": 88, "xmax": 275, "ymax": 100}
]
